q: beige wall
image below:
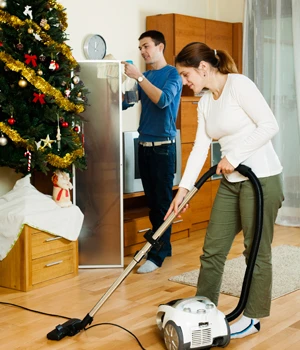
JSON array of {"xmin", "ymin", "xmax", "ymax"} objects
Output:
[{"xmin": 0, "ymin": 0, "xmax": 244, "ymax": 196}]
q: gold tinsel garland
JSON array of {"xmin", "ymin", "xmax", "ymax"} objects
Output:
[
  {"xmin": 0, "ymin": 122, "xmax": 84, "ymax": 168},
  {"xmin": 48, "ymin": 0, "xmax": 68, "ymax": 31},
  {"xmin": 0, "ymin": 121, "xmax": 32, "ymax": 149},
  {"xmin": 0, "ymin": 10, "xmax": 76, "ymax": 67},
  {"xmin": 0, "ymin": 51, "xmax": 84, "ymax": 114},
  {"xmin": 47, "ymin": 148, "xmax": 84, "ymax": 168}
]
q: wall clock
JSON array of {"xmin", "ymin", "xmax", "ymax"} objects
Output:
[{"xmin": 83, "ymin": 34, "xmax": 107, "ymax": 60}]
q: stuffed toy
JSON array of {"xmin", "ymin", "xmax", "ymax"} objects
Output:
[{"xmin": 51, "ymin": 170, "xmax": 73, "ymax": 208}]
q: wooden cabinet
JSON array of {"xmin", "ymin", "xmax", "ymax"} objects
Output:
[
  {"xmin": 178, "ymin": 96, "xmax": 221, "ymax": 231},
  {"xmin": 123, "ymin": 196, "xmax": 191, "ymax": 256},
  {"xmin": 0, "ymin": 225, "xmax": 78, "ymax": 291},
  {"xmin": 146, "ymin": 13, "xmax": 243, "ymax": 73}
]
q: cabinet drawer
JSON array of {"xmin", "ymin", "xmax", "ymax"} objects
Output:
[
  {"xmin": 124, "ymin": 216, "xmax": 152, "ymax": 246},
  {"xmin": 125, "ymin": 211, "xmax": 191, "ymax": 247},
  {"xmin": 32, "ymin": 250, "xmax": 75, "ymax": 285},
  {"xmin": 31, "ymin": 231, "xmax": 74, "ymax": 259},
  {"xmin": 171, "ymin": 211, "xmax": 191, "ymax": 233}
]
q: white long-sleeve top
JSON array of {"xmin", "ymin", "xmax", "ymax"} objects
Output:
[{"xmin": 179, "ymin": 74, "xmax": 283, "ymax": 190}]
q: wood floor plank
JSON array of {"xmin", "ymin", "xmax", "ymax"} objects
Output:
[{"xmin": 0, "ymin": 224, "xmax": 299, "ymax": 349}]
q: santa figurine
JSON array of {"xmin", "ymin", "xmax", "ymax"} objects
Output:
[
  {"xmin": 51, "ymin": 170, "xmax": 73, "ymax": 207},
  {"xmin": 49, "ymin": 59, "xmax": 59, "ymax": 71}
]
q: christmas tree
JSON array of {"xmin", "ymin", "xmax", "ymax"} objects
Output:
[{"xmin": 0, "ymin": 0, "xmax": 88, "ymax": 175}]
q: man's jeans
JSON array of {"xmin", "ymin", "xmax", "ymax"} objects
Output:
[{"xmin": 138, "ymin": 142, "xmax": 176, "ymax": 267}]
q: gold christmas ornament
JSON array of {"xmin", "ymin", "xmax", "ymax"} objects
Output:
[
  {"xmin": 40, "ymin": 134, "xmax": 56, "ymax": 149},
  {"xmin": 27, "ymin": 27, "xmax": 34, "ymax": 34},
  {"xmin": 37, "ymin": 69, "xmax": 43, "ymax": 76},
  {"xmin": 18, "ymin": 78, "xmax": 28, "ymax": 88}
]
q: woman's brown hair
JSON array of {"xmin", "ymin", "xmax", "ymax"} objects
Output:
[{"xmin": 175, "ymin": 42, "xmax": 238, "ymax": 74}]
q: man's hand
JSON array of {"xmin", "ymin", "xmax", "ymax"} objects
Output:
[{"xmin": 121, "ymin": 61, "xmax": 141, "ymax": 80}]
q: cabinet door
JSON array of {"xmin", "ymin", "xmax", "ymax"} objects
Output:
[
  {"xmin": 205, "ymin": 19, "xmax": 233, "ymax": 55},
  {"xmin": 179, "ymin": 100, "xmax": 198, "ymax": 143},
  {"xmin": 181, "ymin": 143, "xmax": 211, "ymax": 181},
  {"xmin": 174, "ymin": 14, "xmax": 206, "ymax": 56},
  {"xmin": 190, "ymin": 182, "xmax": 212, "ymax": 224},
  {"xmin": 146, "ymin": 14, "xmax": 175, "ymax": 65}
]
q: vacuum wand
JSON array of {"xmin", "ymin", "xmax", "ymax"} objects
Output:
[{"xmin": 46, "ymin": 185, "xmax": 198, "ymax": 341}]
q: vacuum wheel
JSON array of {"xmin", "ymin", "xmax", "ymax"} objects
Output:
[
  {"xmin": 221, "ymin": 318, "xmax": 231, "ymax": 347},
  {"xmin": 163, "ymin": 320, "xmax": 184, "ymax": 350},
  {"xmin": 213, "ymin": 318, "xmax": 231, "ymax": 348}
]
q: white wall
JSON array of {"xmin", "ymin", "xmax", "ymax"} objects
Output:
[
  {"xmin": 60, "ymin": 0, "xmax": 244, "ymax": 131},
  {"xmin": 0, "ymin": 0, "xmax": 244, "ymax": 196}
]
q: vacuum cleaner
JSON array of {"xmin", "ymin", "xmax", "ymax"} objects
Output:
[{"xmin": 47, "ymin": 164, "xmax": 263, "ymax": 350}]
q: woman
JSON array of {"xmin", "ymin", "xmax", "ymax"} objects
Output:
[{"xmin": 165, "ymin": 42, "xmax": 284, "ymax": 339}]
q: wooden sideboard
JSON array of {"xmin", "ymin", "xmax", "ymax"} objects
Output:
[{"xmin": 0, "ymin": 225, "xmax": 78, "ymax": 291}]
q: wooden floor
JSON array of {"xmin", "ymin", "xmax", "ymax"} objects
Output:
[{"xmin": 0, "ymin": 224, "xmax": 299, "ymax": 350}]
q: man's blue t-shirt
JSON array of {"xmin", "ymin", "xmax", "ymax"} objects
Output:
[
  {"xmin": 138, "ymin": 65, "xmax": 182, "ymax": 142},
  {"xmin": 123, "ymin": 65, "xmax": 182, "ymax": 142}
]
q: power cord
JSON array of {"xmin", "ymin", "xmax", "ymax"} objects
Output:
[
  {"xmin": 85, "ymin": 322, "xmax": 146, "ymax": 350},
  {"xmin": 0, "ymin": 301, "xmax": 147, "ymax": 350}
]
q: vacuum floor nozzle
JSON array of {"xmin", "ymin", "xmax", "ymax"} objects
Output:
[{"xmin": 47, "ymin": 318, "xmax": 82, "ymax": 340}]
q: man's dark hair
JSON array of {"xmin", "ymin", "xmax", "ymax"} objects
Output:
[{"xmin": 138, "ymin": 30, "xmax": 166, "ymax": 51}]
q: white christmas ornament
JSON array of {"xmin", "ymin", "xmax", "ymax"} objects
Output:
[
  {"xmin": 35, "ymin": 140, "xmax": 41, "ymax": 150},
  {"xmin": 23, "ymin": 5, "xmax": 33, "ymax": 19},
  {"xmin": 0, "ymin": 133, "xmax": 8, "ymax": 146}
]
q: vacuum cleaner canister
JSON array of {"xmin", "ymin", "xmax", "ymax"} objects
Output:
[{"xmin": 156, "ymin": 296, "xmax": 230, "ymax": 349}]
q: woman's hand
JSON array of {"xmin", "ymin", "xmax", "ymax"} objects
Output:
[
  {"xmin": 164, "ymin": 187, "xmax": 189, "ymax": 220},
  {"xmin": 216, "ymin": 156, "xmax": 234, "ymax": 175}
]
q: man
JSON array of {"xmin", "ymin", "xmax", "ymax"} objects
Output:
[{"xmin": 123, "ymin": 30, "xmax": 182, "ymax": 273}]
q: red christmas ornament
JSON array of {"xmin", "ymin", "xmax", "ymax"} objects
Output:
[
  {"xmin": 33, "ymin": 92, "xmax": 46, "ymax": 104},
  {"xmin": 24, "ymin": 54, "xmax": 37, "ymax": 67},
  {"xmin": 8, "ymin": 117, "xmax": 16, "ymax": 125},
  {"xmin": 61, "ymin": 121, "xmax": 69, "ymax": 128},
  {"xmin": 16, "ymin": 42, "xmax": 24, "ymax": 50},
  {"xmin": 73, "ymin": 126, "xmax": 79, "ymax": 133}
]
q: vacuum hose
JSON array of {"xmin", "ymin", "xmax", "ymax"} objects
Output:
[{"xmin": 194, "ymin": 164, "xmax": 264, "ymax": 322}]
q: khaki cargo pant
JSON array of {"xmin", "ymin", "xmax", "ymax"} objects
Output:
[{"xmin": 196, "ymin": 174, "xmax": 284, "ymax": 318}]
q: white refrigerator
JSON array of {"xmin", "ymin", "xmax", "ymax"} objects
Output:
[{"xmin": 74, "ymin": 60, "xmax": 123, "ymax": 268}]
